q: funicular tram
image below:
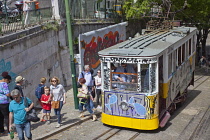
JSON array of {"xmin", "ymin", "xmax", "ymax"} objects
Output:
[{"xmin": 98, "ymin": 26, "xmax": 197, "ymax": 130}]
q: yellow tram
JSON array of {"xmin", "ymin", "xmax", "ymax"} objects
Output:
[{"xmin": 98, "ymin": 27, "xmax": 197, "ymax": 130}]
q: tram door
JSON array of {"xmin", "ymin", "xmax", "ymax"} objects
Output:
[{"xmin": 158, "ymin": 55, "xmax": 165, "ymax": 116}]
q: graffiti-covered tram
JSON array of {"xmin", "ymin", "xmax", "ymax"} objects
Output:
[{"xmin": 98, "ymin": 27, "xmax": 197, "ymax": 130}]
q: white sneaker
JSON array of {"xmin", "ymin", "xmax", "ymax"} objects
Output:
[
  {"xmin": 97, "ymin": 106, "xmax": 102, "ymax": 110},
  {"xmin": 55, "ymin": 123, "xmax": 61, "ymax": 128},
  {"xmin": 92, "ymin": 115, "xmax": 97, "ymax": 121},
  {"xmin": 46, "ymin": 120, "xmax": 50, "ymax": 124}
]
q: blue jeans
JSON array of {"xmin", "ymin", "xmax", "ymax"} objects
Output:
[
  {"xmin": 89, "ymin": 99, "xmax": 94, "ymax": 110},
  {"xmin": 87, "ymin": 86, "xmax": 94, "ymax": 109},
  {"xmin": 54, "ymin": 101, "xmax": 63, "ymax": 124},
  {"xmin": 79, "ymin": 99, "xmax": 93, "ymax": 114},
  {"xmin": 15, "ymin": 121, "xmax": 32, "ymax": 140}
]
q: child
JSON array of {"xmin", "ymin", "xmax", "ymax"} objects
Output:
[
  {"xmin": 35, "ymin": 77, "xmax": 47, "ymax": 105},
  {"xmin": 40, "ymin": 86, "xmax": 51, "ymax": 124}
]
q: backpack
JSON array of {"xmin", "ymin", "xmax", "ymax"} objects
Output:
[{"xmin": 35, "ymin": 85, "xmax": 45, "ymax": 99}]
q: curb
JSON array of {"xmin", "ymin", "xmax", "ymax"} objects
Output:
[{"xmin": 35, "ymin": 111, "xmax": 102, "ymax": 140}]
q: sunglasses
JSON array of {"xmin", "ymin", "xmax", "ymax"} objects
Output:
[
  {"xmin": 13, "ymin": 97, "xmax": 20, "ymax": 100},
  {"xmin": 51, "ymin": 80, "xmax": 57, "ymax": 82}
]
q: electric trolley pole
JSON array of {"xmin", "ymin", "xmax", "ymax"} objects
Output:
[{"xmin": 64, "ymin": 0, "xmax": 79, "ymax": 109}]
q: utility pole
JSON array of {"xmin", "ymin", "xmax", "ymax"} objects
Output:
[{"xmin": 64, "ymin": 0, "xmax": 79, "ymax": 109}]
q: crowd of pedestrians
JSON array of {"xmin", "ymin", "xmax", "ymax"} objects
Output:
[
  {"xmin": 77, "ymin": 65, "xmax": 102, "ymax": 121},
  {"xmin": 0, "ymin": 65, "xmax": 102, "ymax": 140}
]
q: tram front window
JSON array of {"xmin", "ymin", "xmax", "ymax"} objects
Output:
[
  {"xmin": 102, "ymin": 62, "xmax": 157, "ymax": 93},
  {"xmin": 110, "ymin": 63, "xmax": 137, "ymax": 91}
]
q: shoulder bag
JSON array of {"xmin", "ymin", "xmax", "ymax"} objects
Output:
[
  {"xmin": 24, "ymin": 97, "xmax": 40, "ymax": 122},
  {"xmin": 77, "ymin": 91, "xmax": 89, "ymax": 99},
  {"xmin": 51, "ymin": 101, "xmax": 60, "ymax": 109}
]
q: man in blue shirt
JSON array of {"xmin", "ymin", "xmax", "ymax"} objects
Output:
[{"xmin": 9, "ymin": 89, "xmax": 34, "ymax": 140}]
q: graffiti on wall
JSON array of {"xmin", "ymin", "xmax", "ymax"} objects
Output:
[
  {"xmin": 0, "ymin": 59, "xmax": 17, "ymax": 91},
  {"xmin": 80, "ymin": 31, "xmax": 124, "ymax": 69}
]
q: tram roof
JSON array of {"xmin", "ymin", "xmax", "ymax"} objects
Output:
[{"xmin": 98, "ymin": 27, "xmax": 197, "ymax": 57}]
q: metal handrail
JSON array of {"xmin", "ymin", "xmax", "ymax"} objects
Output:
[{"xmin": 0, "ymin": 7, "xmax": 53, "ymax": 35}]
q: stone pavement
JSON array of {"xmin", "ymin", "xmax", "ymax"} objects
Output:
[{"xmin": 0, "ymin": 88, "xmax": 101, "ymax": 140}]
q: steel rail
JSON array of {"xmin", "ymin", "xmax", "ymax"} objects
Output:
[{"xmin": 177, "ymin": 76, "xmax": 210, "ymax": 140}]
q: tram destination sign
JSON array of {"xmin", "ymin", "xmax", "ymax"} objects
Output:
[{"xmin": 100, "ymin": 57, "xmax": 157, "ymax": 64}]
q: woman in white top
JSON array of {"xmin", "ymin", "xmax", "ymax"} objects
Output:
[
  {"xmin": 95, "ymin": 70, "xmax": 102, "ymax": 109},
  {"xmin": 50, "ymin": 76, "xmax": 66, "ymax": 128},
  {"xmin": 78, "ymin": 78, "xmax": 97, "ymax": 121}
]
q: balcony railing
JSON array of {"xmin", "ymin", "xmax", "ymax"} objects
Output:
[{"xmin": 0, "ymin": 7, "xmax": 53, "ymax": 35}]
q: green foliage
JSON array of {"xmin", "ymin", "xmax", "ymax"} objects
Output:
[
  {"xmin": 123, "ymin": 0, "xmax": 152, "ymax": 19},
  {"xmin": 73, "ymin": 38, "xmax": 78, "ymax": 45},
  {"xmin": 175, "ymin": 0, "xmax": 210, "ymax": 30},
  {"xmin": 42, "ymin": 22, "xmax": 59, "ymax": 31}
]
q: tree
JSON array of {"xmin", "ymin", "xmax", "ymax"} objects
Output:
[
  {"xmin": 123, "ymin": 0, "xmax": 210, "ymax": 57},
  {"xmin": 178, "ymin": 0, "xmax": 210, "ymax": 57}
]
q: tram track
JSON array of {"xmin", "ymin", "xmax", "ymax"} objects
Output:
[
  {"xmin": 177, "ymin": 75, "xmax": 210, "ymax": 140},
  {"xmin": 194, "ymin": 75, "xmax": 204, "ymax": 82},
  {"xmin": 92, "ymin": 127, "xmax": 141, "ymax": 140},
  {"xmin": 128, "ymin": 132, "xmax": 141, "ymax": 140}
]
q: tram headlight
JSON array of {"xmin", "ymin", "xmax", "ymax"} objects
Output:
[{"xmin": 120, "ymin": 102, "xmax": 129, "ymax": 111}]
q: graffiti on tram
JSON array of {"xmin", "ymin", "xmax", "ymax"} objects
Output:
[{"xmin": 104, "ymin": 91, "xmax": 158, "ymax": 119}]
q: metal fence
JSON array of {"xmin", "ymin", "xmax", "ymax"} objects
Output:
[
  {"xmin": 0, "ymin": 0, "xmax": 122, "ymax": 36},
  {"xmin": 0, "ymin": 7, "xmax": 53, "ymax": 35}
]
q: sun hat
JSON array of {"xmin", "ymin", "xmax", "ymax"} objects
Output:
[{"xmin": 15, "ymin": 76, "xmax": 25, "ymax": 82}]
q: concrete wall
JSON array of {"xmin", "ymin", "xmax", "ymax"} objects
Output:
[{"xmin": 0, "ymin": 26, "xmax": 70, "ymax": 107}]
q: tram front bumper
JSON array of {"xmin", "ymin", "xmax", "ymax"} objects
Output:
[{"xmin": 102, "ymin": 113, "xmax": 159, "ymax": 130}]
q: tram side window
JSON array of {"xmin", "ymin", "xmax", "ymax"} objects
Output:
[
  {"xmin": 173, "ymin": 51, "xmax": 176, "ymax": 71},
  {"xmin": 182, "ymin": 43, "xmax": 185, "ymax": 62},
  {"xmin": 103, "ymin": 62, "xmax": 109, "ymax": 90},
  {"xmin": 168, "ymin": 53, "xmax": 173, "ymax": 78},
  {"xmin": 175, "ymin": 49, "xmax": 178, "ymax": 68},
  {"xmin": 140, "ymin": 64, "xmax": 149, "ymax": 92},
  {"xmin": 178, "ymin": 47, "xmax": 182, "ymax": 66},
  {"xmin": 151, "ymin": 63, "xmax": 156, "ymax": 92},
  {"xmin": 186, "ymin": 41, "xmax": 189, "ymax": 58},
  {"xmin": 192, "ymin": 35, "xmax": 196, "ymax": 53},
  {"xmin": 189, "ymin": 39, "xmax": 192, "ymax": 56}
]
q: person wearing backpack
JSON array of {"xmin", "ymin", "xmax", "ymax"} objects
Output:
[
  {"xmin": 78, "ymin": 65, "xmax": 95, "ymax": 110},
  {"xmin": 35, "ymin": 77, "xmax": 46, "ymax": 106},
  {"xmin": 14, "ymin": 76, "xmax": 25, "ymax": 97}
]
